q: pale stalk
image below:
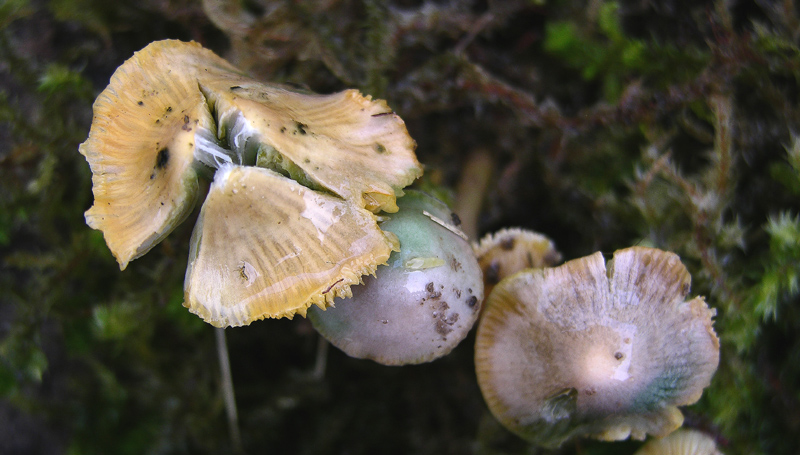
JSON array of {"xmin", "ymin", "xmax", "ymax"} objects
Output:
[{"xmin": 216, "ymin": 327, "xmax": 242, "ymax": 452}]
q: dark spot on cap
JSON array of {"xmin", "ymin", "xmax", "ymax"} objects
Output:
[
  {"xmin": 466, "ymin": 295, "xmax": 478, "ymax": 308},
  {"xmin": 614, "ymin": 352, "xmax": 624, "ymax": 360},
  {"xmin": 295, "ymin": 121, "xmax": 308, "ymax": 135},
  {"xmin": 166, "ymin": 106, "xmax": 173, "ymax": 113},
  {"xmin": 182, "ymin": 115, "xmax": 192, "ymax": 132},
  {"xmin": 371, "ymin": 111, "xmax": 393, "ymax": 117},
  {"xmin": 681, "ymin": 281, "xmax": 690, "ymax": 296},
  {"xmin": 230, "ymin": 86, "xmax": 242, "ymax": 91},
  {"xmin": 375, "ymin": 143, "xmax": 386, "ymax": 154},
  {"xmin": 451, "ymin": 212, "xmax": 461, "ymax": 226},
  {"xmin": 500, "ymin": 236, "xmax": 515, "ymax": 250},
  {"xmin": 426, "ymin": 282, "xmax": 434, "ymax": 293},
  {"xmin": 433, "ymin": 301, "xmax": 454, "ymax": 336},
  {"xmin": 137, "ymin": 101, "xmax": 144, "ymax": 106},
  {"xmin": 280, "ymin": 127, "xmax": 286, "ymax": 133},
  {"xmin": 155, "ymin": 147, "xmax": 170, "ymax": 170}
]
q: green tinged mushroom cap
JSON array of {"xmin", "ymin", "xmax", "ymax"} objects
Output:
[
  {"xmin": 475, "ymin": 247, "xmax": 720, "ymax": 447},
  {"xmin": 308, "ymin": 191, "xmax": 484, "ymax": 365}
]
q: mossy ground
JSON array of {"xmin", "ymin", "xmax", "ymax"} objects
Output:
[{"xmin": 1, "ymin": 1, "xmax": 799, "ymax": 454}]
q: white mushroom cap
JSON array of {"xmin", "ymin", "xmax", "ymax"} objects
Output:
[
  {"xmin": 308, "ymin": 191, "xmax": 484, "ymax": 365},
  {"xmin": 475, "ymin": 247, "xmax": 720, "ymax": 447}
]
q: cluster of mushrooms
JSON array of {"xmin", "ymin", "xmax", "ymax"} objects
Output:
[{"xmin": 81, "ymin": 40, "xmax": 721, "ymax": 451}]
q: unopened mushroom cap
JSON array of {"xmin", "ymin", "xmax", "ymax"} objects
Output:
[
  {"xmin": 475, "ymin": 247, "xmax": 720, "ymax": 447},
  {"xmin": 473, "ymin": 227, "xmax": 561, "ymax": 294},
  {"xmin": 199, "ymin": 77, "xmax": 422, "ymax": 213},
  {"xmin": 183, "ymin": 165, "xmax": 397, "ymax": 327},
  {"xmin": 308, "ymin": 190, "xmax": 483, "ymax": 365},
  {"xmin": 634, "ymin": 429, "xmax": 723, "ymax": 455},
  {"xmin": 80, "ymin": 40, "xmax": 238, "ymax": 270}
]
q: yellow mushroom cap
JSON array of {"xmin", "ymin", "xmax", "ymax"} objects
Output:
[
  {"xmin": 198, "ymin": 75, "xmax": 422, "ymax": 213},
  {"xmin": 634, "ymin": 429, "xmax": 724, "ymax": 455},
  {"xmin": 79, "ymin": 40, "xmax": 238, "ymax": 270},
  {"xmin": 473, "ymin": 227, "xmax": 561, "ymax": 294},
  {"xmin": 475, "ymin": 247, "xmax": 720, "ymax": 447},
  {"xmin": 183, "ymin": 164, "xmax": 398, "ymax": 328},
  {"xmin": 81, "ymin": 39, "xmax": 421, "ymax": 271}
]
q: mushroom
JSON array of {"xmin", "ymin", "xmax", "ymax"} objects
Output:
[
  {"xmin": 307, "ymin": 190, "xmax": 484, "ymax": 365},
  {"xmin": 79, "ymin": 40, "xmax": 227, "ymax": 269},
  {"xmin": 80, "ymin": 39, "xmax": 423, "ymax": 325},
  {"xmin": 80, "ymin": 39, "xmax": 420, "ymax": 268},
  {"xmin": 200, "ymin": 77, "xmax": 421, "ymax": 213},
  {"xmin": 184, "ymin": 164, "xmax": 398, "ymax": 327},
  {"xmin": 634, "ymin": 429, "xmax": 724, "ymax": 455},
  {"xmin": 473, "ymin": 227, "xmax": 561, "ymax": 295},
  {"xmin": 475, "ymin": 247, "xmax": 720, "ymax": 447}
]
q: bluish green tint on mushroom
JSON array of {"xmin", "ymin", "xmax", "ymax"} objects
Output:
[
  {"xmin": 475, "ymin": 247, "xmax": 720, "ymax": 447},
  {"xmin": 308, "ymin": 191, "xmax": 484, "ymax": 365}
]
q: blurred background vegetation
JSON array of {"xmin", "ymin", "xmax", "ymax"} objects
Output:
[{"xmin": 1, "ymin": 0, "xmax": 799, "ymax": 453}]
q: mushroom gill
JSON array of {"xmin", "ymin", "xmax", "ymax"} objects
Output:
[
  {"xmin": 199, "ymin": 81, "xmax": 422, "ymax": 213},
  {"xmin": 79, "ymin": 40, "xmax": 229, "ymax": 269},
  {"xmin": 80, "ymin": 39, "xmax": 423, "ymax": 326},
  {"xmin": 634, "ymin": 429, "xmax": 724, "ymax": 455},
  {"xmin": 184, "ymin": 165, "xmax": 398, "ymax": 328}
]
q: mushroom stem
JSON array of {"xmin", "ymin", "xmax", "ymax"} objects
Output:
[
  {"xmin": 454, "ymin": 149, "xmax": 494, "ymax": 240},
  {"xmin": 311, "ymin": 335, "xmax": 329, "ymax": 381},
  {"xmin": 215, "ymin": 327, "xmax": 242, "ymax": 452}
]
